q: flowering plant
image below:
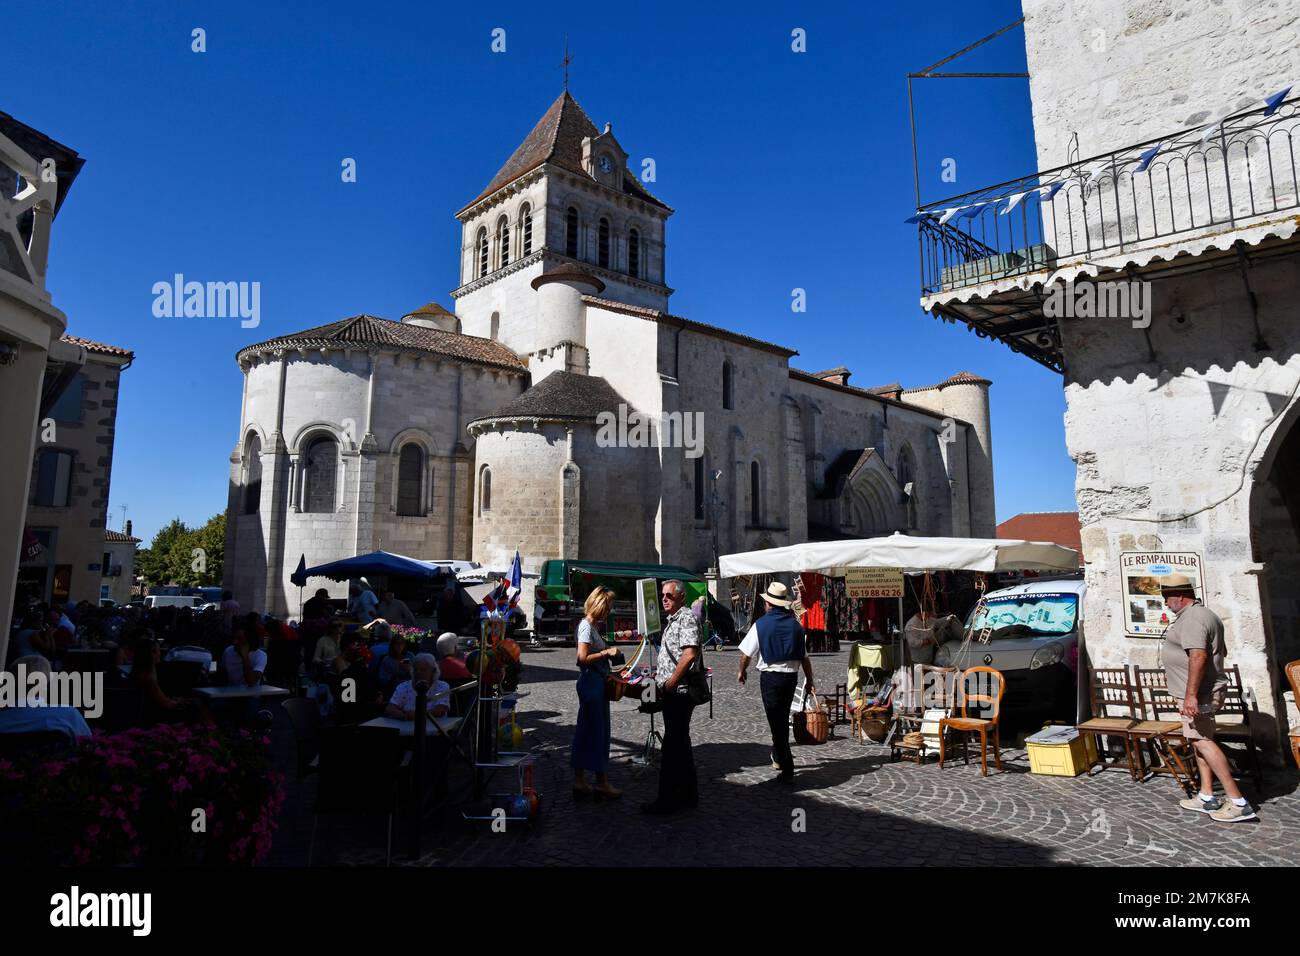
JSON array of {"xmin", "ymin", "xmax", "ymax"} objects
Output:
[
  {"xmin": 389, "ymin": 624, "xmax": 428, "ymax": 645},
  {"xmin": 0, "ymin": 724, "xmax": 285, "ymax": 866}
]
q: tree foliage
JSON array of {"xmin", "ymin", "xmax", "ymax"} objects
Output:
[{"xmin": 136, "ymin": 514, "xmax": 225, "ymax": 587}]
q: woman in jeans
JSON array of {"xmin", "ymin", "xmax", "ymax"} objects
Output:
[{"xmin": 571, "ymin": 587, "xmax": 623, "ymax": 800}]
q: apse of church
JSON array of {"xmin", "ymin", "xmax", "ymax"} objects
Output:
[{"xmin": 224, "ymin": 91, "xmax": 995, "ymax": 616}]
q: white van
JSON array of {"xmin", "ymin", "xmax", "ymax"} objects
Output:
[
  {"xmin": 934, "ymin": 578, "xmax": 1086, "ymax": 722},
  {"xmin": 144, "ymin": 594, "xmax": 205, "ymax": 609}
]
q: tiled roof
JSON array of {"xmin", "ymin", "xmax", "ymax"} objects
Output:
[
  {"xmin": 788, "ymin": 369, "xmax": 961, "ymax": 423},
  {"xmin": 996, "ymin": 512, "xmax": 1083, "ymax": 564},
  {"xmin": 404, "ymin": 302, "xmax": 455, "ymax": 318},
  {"xmin": 469, "ymin": 371, "xmax": 631, "ymax": 426},
  {"xmin": 466, "ymin": 92, "xmax": 670, "ymax": 211},
  {"xmin": 60, "ymin": 334, "xmax": 134, "ymax": 359},
  {"xmin": 235, "ymin": 315, "xmax": 526, "ymax": 371},
  {"xmin": 582, "ymin": 296, "xmax": 798, "ymax": 357},
  {"xmin": 902, "ymin": 370, "xmax": 992, "ymax": 393},
  {"xmin": 104, "ymin": 530, "xmax": 141, "ymax": 543}
]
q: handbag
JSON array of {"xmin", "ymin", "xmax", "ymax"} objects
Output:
[
  {"xmin": 792, "ymin": 692, "xmax": 830, "ymax": 745},
  {"xmin": 664, "ymin": 634, "xmax": 711, "ymax": 706},
  {"xmin": 604, "ymin": 674, "xmax": 627, "ymax": 701}
]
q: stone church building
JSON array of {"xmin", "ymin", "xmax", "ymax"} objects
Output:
[{"xmin": 225, "ymin": 92, "xmax": 996, "ymax": 616}]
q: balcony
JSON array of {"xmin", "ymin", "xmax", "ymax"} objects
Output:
[{"xmin": 913, "ymin": 95, "xmax": 1300, "ymax": 371}]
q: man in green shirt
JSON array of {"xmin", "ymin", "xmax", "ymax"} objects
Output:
[{"xmin": 1159, "ymin": 575, "xmax": 1256, "ymax": 822}]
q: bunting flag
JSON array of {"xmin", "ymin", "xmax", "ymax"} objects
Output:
[
  {"xmin": 1000, "ymin": 190, "xmax": 1029, "ymax": 214},
  {"xmin": 938, "ymin": 206, "xmax": 962, "ymax": 224},
  {"xmin": 1264, "ymin": 86, "xmax": 1292, "ymax": 116},
  {"xmin": 1038, "ymin": 181, "xmax": 1065, "ymax": 202},
  {"xmin": 1198, "ymin": 107, "xmax": 1233, "ymax": 145},
  {"xmin": 957, "ymin": 202, "xmax": 986, "ymax": 220},
  {"xmin": 1082, "ymin": 159, "xmax": 1111, "ymax": 190},
  {"xmin": 903, "ymin": 212, "xmax": 932, "ymax": 224},
  {"xmin": 1133, "ymin": 142, "xmax": 1164, "ymax": 174}
]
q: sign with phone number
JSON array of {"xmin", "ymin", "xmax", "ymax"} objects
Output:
[{"xmin": 845, "ymin": 568, "xmax": 903, "ymax": 599}]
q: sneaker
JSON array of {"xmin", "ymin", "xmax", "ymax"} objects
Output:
[
  {"xmin": 1180, "ymin": 795, "xmax": 1222, "ymax": 814},
  {"xmin": 1209, "ymin": 801, "xmax": 1258, "ymax": 823},
  {"xmin": 770, "ymin": 753, "xmax": 781, "ymax": 770}
]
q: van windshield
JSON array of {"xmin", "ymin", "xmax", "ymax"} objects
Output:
[{"xmin": 967, "ymin": 593, "xmax": 1078, "ymax": 638}]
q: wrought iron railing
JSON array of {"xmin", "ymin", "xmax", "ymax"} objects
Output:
[{"xmin": 916, "ymin": 95, "xmax": 1300, "ymax": 297}]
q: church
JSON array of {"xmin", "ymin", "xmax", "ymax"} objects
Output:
[{"xmin": 223, "ymin": 91, "xmax": 997, "ymax": 616}]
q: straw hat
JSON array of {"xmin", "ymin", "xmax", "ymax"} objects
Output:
[
  {"xmin": 761, "ymin": 581, "xmax": 793, "ymax": 608},
  {"xmin": 1159, "ymin": 573, "xmax": 1199, "ymax": 598}
]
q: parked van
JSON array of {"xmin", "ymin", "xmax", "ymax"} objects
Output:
[
  {"xmin": 144, "ymin": 594, "xmax": 205, "ymax": 609},
  {"xmin": 934, "ymin": 577, "xmax": 1086, "ymax": 724}
]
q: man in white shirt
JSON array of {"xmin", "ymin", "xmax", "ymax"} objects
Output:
[
  {"xmin": 221, "ymin": 627, "xmax": 267, "ymax": 687},
  {"xmin": 386, "ymin": 654, "xmax": 450, "ymax": 720},
  {"xmin": 737, "ymin": 582, "xmax": 815, "ymax": 784}
]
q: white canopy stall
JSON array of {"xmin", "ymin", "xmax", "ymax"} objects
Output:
[
  {"xmin": 719, "ymin": 532, "xmax": 1083, "ymax": 725},
  {"xmin": 719, "ymin": 532, "xmax": 1080, "ymax": 578}
]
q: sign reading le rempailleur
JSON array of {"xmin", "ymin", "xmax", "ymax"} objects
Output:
[{"xmin": 1119, "ymin": 551, "xmax": 1203, "ymax": 638}]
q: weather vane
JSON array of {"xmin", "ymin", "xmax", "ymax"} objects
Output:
[{"xmin": 563, "ymin": 36, "xmax": 573, "ymax": 91}]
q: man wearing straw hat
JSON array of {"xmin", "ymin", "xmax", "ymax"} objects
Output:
[
  {"xmin": 1159, "ymin": 573, "xmax": 1256, "ymax": 822},
  {"xmin": 737, "ymin": 582, "xmax": 816, "ymax": 784}
]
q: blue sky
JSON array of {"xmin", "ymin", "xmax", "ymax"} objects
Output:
[{"xmin": 7, "ymin": 0, "xmax": 1074, "ymax": 545}]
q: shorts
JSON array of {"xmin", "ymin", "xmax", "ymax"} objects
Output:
[{"xmin": 1175, "ymin": 691, "xmax": 1224, "ymax": 741}]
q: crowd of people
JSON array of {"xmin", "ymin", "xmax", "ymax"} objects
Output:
[{"xmin": 1, "ymin": 583, "xmax": 476, "ymax": 747}]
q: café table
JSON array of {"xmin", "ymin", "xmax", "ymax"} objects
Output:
[{"xmin": 195, "ymin": 684, "xmax": 292, "ymax": 700}]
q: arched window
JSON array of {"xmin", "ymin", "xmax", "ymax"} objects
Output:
[
  {"xmin": 749, "ymin": 461, "xmax": 762, "ymax": 527},
  {"xmin": 565, "ymin": 207, "xmax": 579, "ymax": 258},
  {"xmin": 597, "ymin": 217, "xmax": 610, "ymax": 268},
  {"xmin": 520, "ymin": 204, "xmax": 533, "ymax": 256},
  {"xmin": 628, "ymin": 228, "xmax": 640, "ymax": 277},
  {"xmin": 479, "ymin": 466, "xmax": 492, "ymax": 515},
  {"xmin": 397, "ymin": 444, "xmax": 424, "ymax": 516},
  {"xmin": 489, "ymin": 311, "xmax": 500, "ymax": 340},
  {"xmin": 476, "ymin": 227, "xmax": 488, "ymax": 278},
  {"xmin": 722, "ymin": 361, "xmax": 734, "ymax": 410},
  {"xmin": 303, "ymin": 435, "xmax": 338, "ymax": 514},
  {"xmin": 242, "ymin": 433, "xmax": 262, "ymax": 514},
  {"xmin": 497, "ymin": 215, "xmax": 510, "ymax": 268}
]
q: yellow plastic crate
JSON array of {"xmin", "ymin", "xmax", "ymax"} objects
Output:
[{"xmin": 1026, "ymin": 725, "xmax": 1099, "ymax": 777}]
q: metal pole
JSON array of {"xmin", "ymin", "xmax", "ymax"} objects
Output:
[{"xmin": 409, "ymin": 680, "xmax": 428, "ymax": 859}]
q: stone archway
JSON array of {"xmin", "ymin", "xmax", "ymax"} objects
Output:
[{"xmin": 1253, "ymin": 413, "xmax": 1300, "ymax": 684}]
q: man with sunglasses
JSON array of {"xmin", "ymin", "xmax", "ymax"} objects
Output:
[{"xmin": 643, "ymin": 579, "xmax": 701, "ymax": 815}]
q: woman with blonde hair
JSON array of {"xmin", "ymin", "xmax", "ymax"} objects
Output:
[{"xmin": 571, "ymin": 586, "xmax": 623, "ymax": 800}]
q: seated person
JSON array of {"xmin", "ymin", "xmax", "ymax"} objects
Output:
[
  {"xmin": 378, "ymin": 634, "xmax": 413, "ymax": 695},
  {"xmin": 45, "ymin": 608, "xmax": 77, "ymax": 658},
  {"xmin": 433, "ymin": 632, "xmax": 471, "ymax": 682},
  {"xmin": 302, "ymin": 587, "xmax": 332, "ymax": 622},
  {"xmin": 385, "ymin": 654, "xmax": 450, "ymax": 721},
  {"xmin": 311, "ymin": 619, "xmax": 344, "ymax": 678},
  {"xmin": 9, "ymin": 610, "xmax": 52, "ymax": 663},
  {"xmin": 130, "ymin": 637, "xmax": 210, "ymax": 725},
  {"xmin": 0, "ymin": 656, "xmax": 91, "ymax": 743},
  {"xmin": 221, "ymin": 624, "xmax": 267, "ymax": 687},
  {"xmin": 330, "ymin": 633, "xmax": 384, "ymax": 724}
]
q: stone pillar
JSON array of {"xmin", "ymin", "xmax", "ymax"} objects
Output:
[{"xmin": 656, "ymin": 374, "xmax": 682, "ymax": 564}]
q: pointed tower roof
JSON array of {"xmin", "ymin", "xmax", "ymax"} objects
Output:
[{"xmin": 462, "ymin": 92, "xmax": 669, "ymax": 212}]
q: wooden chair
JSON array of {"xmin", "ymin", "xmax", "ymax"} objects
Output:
[
  {"xmin": 1284, "ymin": 660, "xmax": 1299, "ymax": 771},
  {"xmin": 938, "ymin": 666, "xmax": 1005, "ymax": 776},
  {"xmin": 1129, "ymin": 667, "xmax": 1196, "ymax": 795},
  {"xmin": 1076, "ymin": 667, "xmax": 1138, "ymax": 778},
  {"xmin": 1215, "ymin": 665, "xmax": 1263, "ymax": 789}
]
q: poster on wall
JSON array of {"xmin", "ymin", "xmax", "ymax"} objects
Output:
[
  {"xmin": 845, "ymin": 567, "xmax": 904, "ymax": 599},
  {"xmin": 1120, "ymin": 551, "xmax": 1204, "ymax": 637},
  {"xmin": 635, "ymin": 577, "xmax": 662, "ymax": 636}
]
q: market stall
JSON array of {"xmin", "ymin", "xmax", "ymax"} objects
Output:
[{"xmin": 720, "ymin": 533, "xmax": 1081, "ymax": 748}]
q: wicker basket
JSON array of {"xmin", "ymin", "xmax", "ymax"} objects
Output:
[{"xmin": 793, "ymin": 693, "xmax": 830, "ymax": 745}]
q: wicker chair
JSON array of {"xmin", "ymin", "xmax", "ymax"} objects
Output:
[{"xmin": 1076, "ymin": 667, "xmax": 1138, "ymax": 778}]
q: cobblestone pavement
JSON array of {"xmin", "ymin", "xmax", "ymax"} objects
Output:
[{"xmin": 269, "ymin": 646, "xmax": 1300, "ymax": 867}]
